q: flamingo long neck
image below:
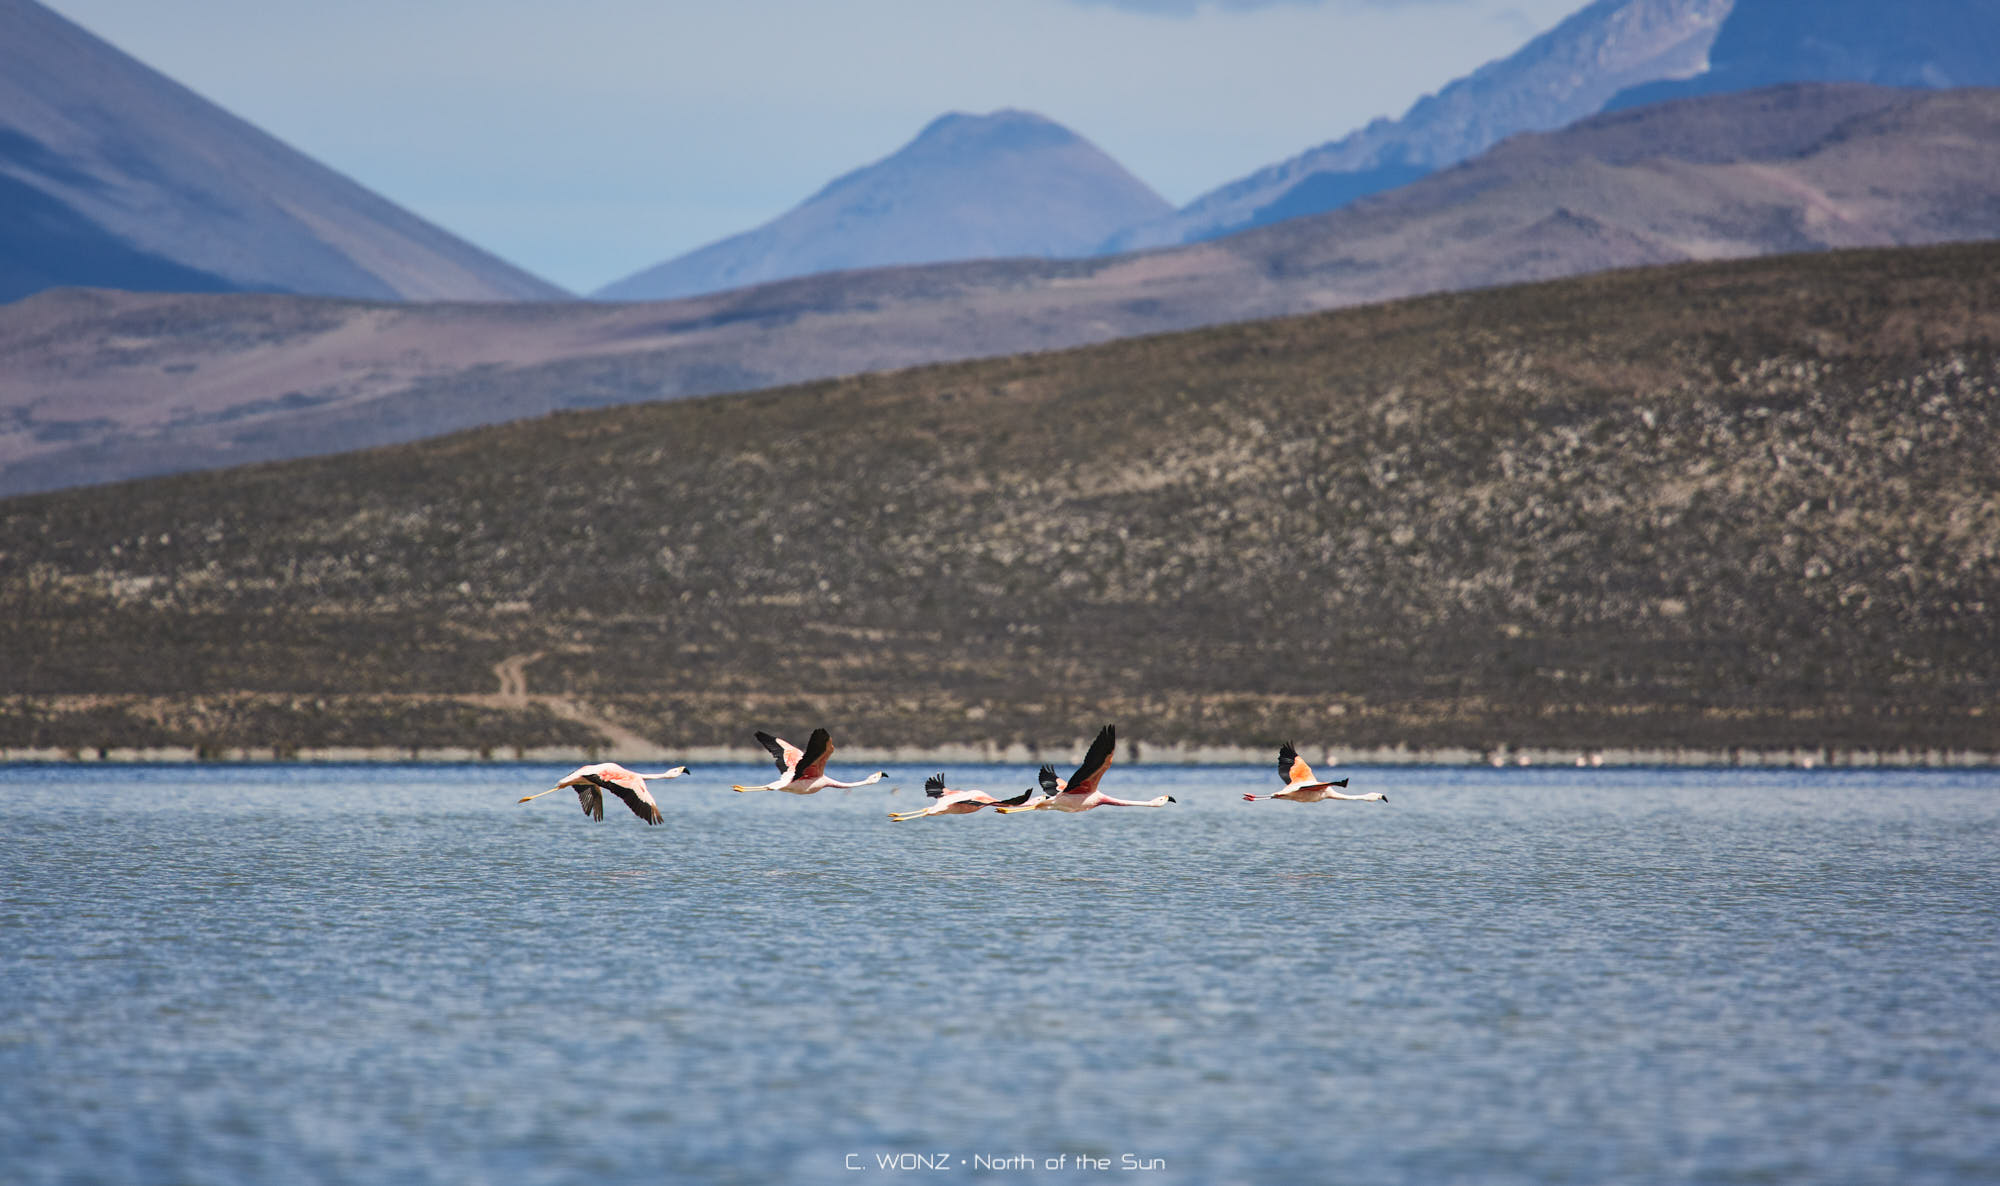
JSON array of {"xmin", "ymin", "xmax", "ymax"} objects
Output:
[
  {"xmin": 633, "ymin": 771, "xmax": 683, "ymax": 781},
  {"xmin": 821, "ymin": 772, "xmax": 886, "ymax": 789},
  {"xmin": 1093, "ymin": 794, "xmax": 1171, "ymax": 807}
]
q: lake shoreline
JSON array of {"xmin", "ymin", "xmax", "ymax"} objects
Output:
[{"xmin": 5, "ymin": 742, "xmax": 1997, "ymax": 769}]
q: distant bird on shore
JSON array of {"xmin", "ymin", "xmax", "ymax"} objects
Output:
[
  {"xmin": 995, "ymin": 725, "xmax": 1175, "ymax": 813},
  {"xmin": 732, "ymin": 727, "xmax": 889, "ymax": 794},
  {"xmin": 888, "ymin": 769, "xmax": 1046, "ymax": 821},
  {"xmin": 517, "ymin": 762, "xmax": 691, "ymax": 824},
  {"xmin": 1242, "ymin": 743, "xmax": 1386, "ymax": 804}
]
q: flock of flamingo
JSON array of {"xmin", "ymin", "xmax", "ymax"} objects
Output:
[{"xmin": 518, "ymin": 724, "xmax": 1388, "ymax": 826}]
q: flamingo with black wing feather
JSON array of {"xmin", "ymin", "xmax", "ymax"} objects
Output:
[
  {"xmin": 732, "ymin": 728, "xmax": 889, "ymax": 794},
  {"xmin": 994, "ymin": 725, "xmax": 1173, "ymax": 813},
  {"xmin": 1242, "ymin": 743, "xmax": 1386, "ymax": 803},
  {"xmin": 517, "ymin": 762, "xmax": 690, "ymax": 824}
]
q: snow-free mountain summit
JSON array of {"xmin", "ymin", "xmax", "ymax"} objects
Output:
[{"xmin": 595, "ymin": 110, "xmax": 1172, "ymax": 301}]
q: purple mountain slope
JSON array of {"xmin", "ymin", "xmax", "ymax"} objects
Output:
[
  {"xmin": 0, "ymin": 0, "xmax": 566, "ymax": 302},
  {"xmin": 595, "ymin": 110, "xmax": 1171, "ymax": 301}
]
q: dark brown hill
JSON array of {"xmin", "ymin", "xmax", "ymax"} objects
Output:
[
  {"xmin": 3, "ymin": 243, "xmax": 1997, "ymax": 758},
  {"xmin": 5, "ymin": 84, "xmax": 1997, "ymax": 500}
]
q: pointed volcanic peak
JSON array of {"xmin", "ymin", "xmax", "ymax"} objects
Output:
[
  {"xmin": 595, "ymin": 109, "xmax": 1172, "ymax": 301},
  {"xmin": 1609, "ymin": 0, "xmax": 2000, "ymax": 109},
  {"xmin": 1106, "ymin": 0, "xmax": 1736, "ymax": 251},
  {"xmin": 0, "ymin": 0, "xmax": 565, "ymax": 302}
]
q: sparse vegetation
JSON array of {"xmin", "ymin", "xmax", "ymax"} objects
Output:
[{"xmin": 3, "ymin": 244, "xmax": 1998, "ymax": 756}]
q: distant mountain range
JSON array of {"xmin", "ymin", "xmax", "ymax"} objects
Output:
[
  {"xmin": 6, "ymin": 83, "xmax": 1998, "ymax": 498},
  {"xmin": 627, "ymin": 0, "xmax": 2000, "ymax": 286},
  {"xmin": 12, "ymin": 0, "xmax": 2000, "ymax": 311},
  {"xmin": 595, "ymin": 110, "xmax": 1172, "ymax": 301},
  {"xmin": 0, "ymin": 0, "xmax": 565, "ymax": 303}
]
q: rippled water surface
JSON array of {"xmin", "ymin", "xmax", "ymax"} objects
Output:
[{"xmin": 4, "ymin": 763, "xmax": 1998, "ymax": 1184}]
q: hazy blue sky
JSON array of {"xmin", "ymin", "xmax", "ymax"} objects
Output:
[{"xmin": 43, "ymin": 0, "xmax": 1590, "ymax": 293}]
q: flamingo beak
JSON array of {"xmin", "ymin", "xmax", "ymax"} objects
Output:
[{"xmin": 1167, "ymin": 796, "xmax": 1178, "ymax": 803}]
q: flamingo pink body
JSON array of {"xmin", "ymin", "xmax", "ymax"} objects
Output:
[
  {"xmin": 519, "ymin": 762, "xmax": 690, "ymax": 824},
  {"xmin": 888, "ymin": 778, "xmax": 1004, "ymax": 821},
  {"xmin": 732, "ymin": 728, "xmax": 889, "ymax": 794},
  {"xmin": 1243, "ymin": 744, "xmax": 1386, "ymax": 804},
  {"xmin": 994, "ymin": 726, "xmax": 1175, "ymax": 814}
]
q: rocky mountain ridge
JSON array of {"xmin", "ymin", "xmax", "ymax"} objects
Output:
[{"xmin": 1103, "ymin": 0, "xmax": 1734, "ymax": 250}]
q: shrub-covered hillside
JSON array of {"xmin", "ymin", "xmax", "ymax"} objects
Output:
[{"xmin": 3, "ymin": 243, "xmax": 1997, "ymax": 757}]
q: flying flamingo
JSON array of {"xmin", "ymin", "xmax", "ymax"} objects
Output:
[
  {"xmin": 517, "ymin": 762, "xmax": 691, "ymax": 824},
  {"xmin": 994, "ymin": 725, "xmax": 1174, "ymax": 813},
  {"xmin": 1242, "ymin": 743, "xmax": 1387, "ymax": 804},
  {"xmin": 887, "ymin": 769, "xmax": 1049, "ymax": 821},
  {"xmin": 731, "ymin": 727, "xmax": 889, "ymax": 794},
  {"xmin": 980, "ymin": 763, "xmax": 1066, "ymax": 814}
]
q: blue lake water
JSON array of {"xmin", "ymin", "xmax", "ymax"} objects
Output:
[{"xmin": 3, "ymin": 763, "xmax": 1997, "ymax": 1184}]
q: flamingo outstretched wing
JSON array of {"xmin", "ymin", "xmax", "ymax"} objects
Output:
[
  {"xmin": 586, "ymin": 770, "xmax": 664, "ymax": 825},
  {"xmin": 1278, "ymin": 742, "xmax": 1315, "ymax": 787},
  {"xmin": 1065, "ymin": 725, "xmax": 1115, "ymax": 797},
  {"xmin": 791, "ymin": 728, "xmax": 833, "ymax": 781},
  {"xmin": 923, "ymin": 772, "xmax": 949, "ymax": 800},
  {"xmin": 756, "ymin": 730, "xmax": 804, "ymax": 775}
]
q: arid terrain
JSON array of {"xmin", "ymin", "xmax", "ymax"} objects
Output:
[
  {"xmin": 6, "ymin": 84, "xmax": 2000, "ymax": 498},
  {"xmin": 3, "ymin": 243, "xmax": 1996, "ymax": 759}
]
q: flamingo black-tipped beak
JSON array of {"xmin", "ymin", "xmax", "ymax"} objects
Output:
[
  {"xmin": 1167, "ymin": 796, "xmax": 1178, "ymax": 803},
  {"xmin": 1381, "ymin": 795, "xmax": 1390, "ymax": 803}
]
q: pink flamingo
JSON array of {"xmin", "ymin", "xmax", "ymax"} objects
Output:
[
  {"xmin": 517, "ymin": 762, "xmax": 690, "ymax": 824},
  {"xmin": 888, "ymin": 768, "xmax": 1051, "ymax": 821},
  {"xmin": 1242, "ymin": 743, "xmax": 1386, "ymax": 804},
  {"xmin": 731, "ymin": 727, "xmax": 889, "ymax": 794},
  {"xmin": 994, "ymin": 725, "xmax": 1174, "ymax": 813}
]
